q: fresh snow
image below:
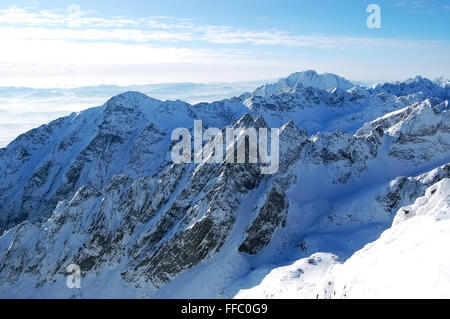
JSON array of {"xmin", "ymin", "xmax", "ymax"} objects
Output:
[
  {"xmin": 236, "ymin": 178, "xmax": 450, "ymax": 299},
  {"xmin": 319, "ymin": 178, "xmax": 450, "ymax": 299}
]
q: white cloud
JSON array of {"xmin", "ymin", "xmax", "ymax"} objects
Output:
[
  {"xmin": 0, "ymin": 6, "xmax": 448, "ymax": 88},
  {"xmin": 393, "ymin": 0, "xmax": 450, "ymax": 14},
  {"xmin": 0, "ymin": 6, "xmax": 440, "ymax": 49},
  {"xmin": 0, "ymin": 6, "xmax": 193, "ymax": 29},
  {"xmin": 0, "ymin": 39, "xmax": 220, "ymax": 65}
]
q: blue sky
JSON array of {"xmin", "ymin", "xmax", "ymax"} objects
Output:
[{"xmin": 0, "ymin": 0, "xmax": 449, "ymax": 87}]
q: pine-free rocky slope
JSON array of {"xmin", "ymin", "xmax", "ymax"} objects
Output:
[{"xmin": 0, "ymin": 70, "xmax": 449, "ymax": 298}]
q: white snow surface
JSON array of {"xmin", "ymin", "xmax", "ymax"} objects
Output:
[{"xmin": 237, "ymin": 178, "xmax": 450, "ymax": 299}]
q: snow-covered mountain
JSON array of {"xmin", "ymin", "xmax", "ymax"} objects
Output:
[
  {"xmin": 0, "ymin": 70, "xmax": 449, "ymax": 298},
  {"xmin": 251, "ymin": 70, "xmax": 355, "ymax": 97},
  {"xmin": 0, "ymin": 81, "xmax": 265, "ymax": 148}
]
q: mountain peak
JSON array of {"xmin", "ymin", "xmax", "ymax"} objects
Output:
[
  {"xmin": 252, "ymin": 70, "xmax": 355, "ymax": 97},
  {"xmin": 104, "ymin": 91, "xmax": 160, "ymax": 110},
  {"xmin": 434, "ymin": 76, "xmax": 450, "ymax": 87},
  {"xmin": 404, "ymin": 75, "xmax": 433, "ymax": 86},
  {"xmin": 370, "ymin": 75, "xmax": 447, "ymax": 98}
]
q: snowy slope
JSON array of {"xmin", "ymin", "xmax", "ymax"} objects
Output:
[
  {"xmin": 235, "ymin": 176, "xmax": 450, "ymax": 299},
  {"xmin": 319, "ymin": 178, "xmax": 450, "ymax": 299},
  {"xmin": 234, "ymin": 253, "xmax": 339, "ymax": 299}
]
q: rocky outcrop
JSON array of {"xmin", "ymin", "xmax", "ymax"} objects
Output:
[{"xmin": 239, "ymin": 188, "xmax": 289, "ymax": 255}]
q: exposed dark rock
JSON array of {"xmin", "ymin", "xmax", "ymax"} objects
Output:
[{"xmin": 238, "ymin": 188, "xmax": 289, "ymax": 255}]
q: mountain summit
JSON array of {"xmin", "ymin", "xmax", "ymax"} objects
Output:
[{"xmin": 252, "ymin": 70, "xmax": 355, "ymax": 97}]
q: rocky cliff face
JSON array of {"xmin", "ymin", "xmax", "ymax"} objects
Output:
[{"xmin": 0, "ymin": 71, "xmax": 449, "ymax": 298}]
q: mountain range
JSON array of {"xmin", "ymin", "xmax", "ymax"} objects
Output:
[{"xmin": 0, "ymin": 70, "xmax": 449, "ymax": 298}]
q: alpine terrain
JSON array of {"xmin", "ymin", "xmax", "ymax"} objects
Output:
[{"xmin": 0, "ymin": 70, "xmax": 449, "ymax": 298}]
